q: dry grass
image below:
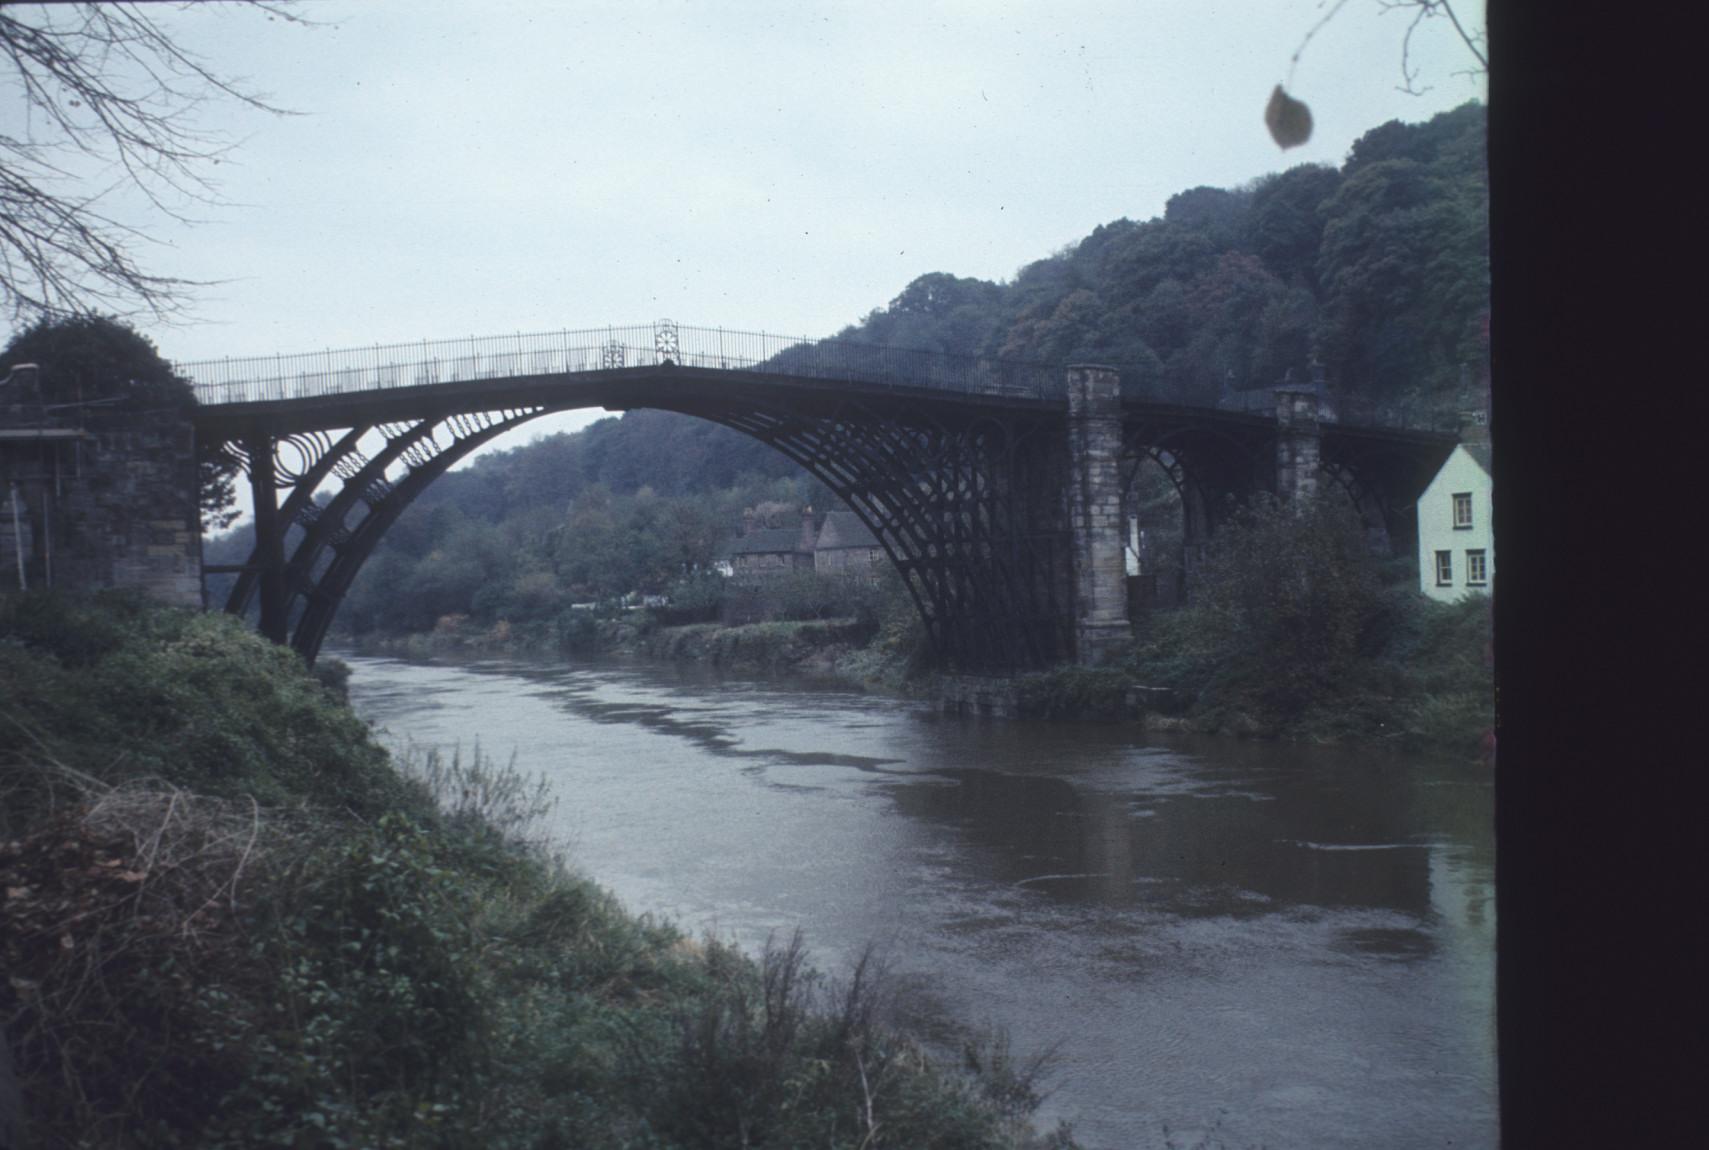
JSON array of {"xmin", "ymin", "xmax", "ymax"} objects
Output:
[{"xmin": 0, "ymin": 766, "xmax": 315, "ymax": 1146}]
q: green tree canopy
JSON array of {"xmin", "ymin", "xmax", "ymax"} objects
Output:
[
  {"xmin": 1, "ymin": 315, "xmax": 240, "ymax": 528},
  {"xmin": 1, "ymin": 315, "xmax": 192, "ymax": 408}
]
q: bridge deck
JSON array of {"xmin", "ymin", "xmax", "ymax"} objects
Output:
[{"xmin": 178, "ymin": 320, "xmax": 1458, "ymax": 443}]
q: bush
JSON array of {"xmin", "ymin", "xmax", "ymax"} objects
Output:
[
  {"xmin": 1015, "ymin": 667, "xmax": 1135, "ymax": 719},
  {"xmin": 1127, "ymin": 494, "xmax": 1385, "ymax": 733},
  {"xmin": 555, "ymin": 607, "xmax": 603, "ymax": 652},
  {"xmin": 657, "ymin": 571, "xmax": 728, "ymax": 625},
  {"xmin": 311, "ymin": 654, "xmax": 353, "ymax": 702}
]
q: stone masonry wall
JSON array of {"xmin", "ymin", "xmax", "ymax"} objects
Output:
[
  {"xmin": 1065, "ymin": 364, "xmax": 1131, "ymax": 666},
  {"xmin": 1274, "ymin": 388, "xmax": 1321, "ymax": 504},
  {"xmin": 49, "ymin": 409, "xmax": 203, "ymax": 607}
]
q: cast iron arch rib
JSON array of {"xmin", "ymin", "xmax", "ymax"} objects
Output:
[
  {"xmin": 224, "ymin": 426, "xmax": 371, "ymax": 616},
  {"xmin": 220, "ymin": 396, "xmax": 1065, "ymax": 668},
  {"xmin": 289, "ymin": 410, "xmax": 544, "ymax": 660},
  {"xmin": 664, "ymin": 397, "xmax": 1069, "ymax": 669}
]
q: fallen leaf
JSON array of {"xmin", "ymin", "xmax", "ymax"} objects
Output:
[{"xmin": 5, "ymin": 886, "xmax": 28, "ymax": 900}]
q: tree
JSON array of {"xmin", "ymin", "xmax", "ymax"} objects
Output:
[
  {"xmin": 1188, "ymin": 493, "xmax": 1386, "ymax": 718},
  {"xmin": 1313, "ymin": 137, "xmax": 1488, "ymax": 401},
  {"xmin": 0, "ymin": 1, "xmax": 299, "ymax": 322},
  {"xmin": 0, "ymin": 314, "xmax": 240, "ymax": 527}
]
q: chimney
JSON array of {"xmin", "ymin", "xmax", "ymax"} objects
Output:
[
  {"xmin": 799, "ymin": 505, "xmax": 816, "ymax": 552},
  {"xmin": 741, "ymin": 507, "xmax": 755, "ymax": 536}
]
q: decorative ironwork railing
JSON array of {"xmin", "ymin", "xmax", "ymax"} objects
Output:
[
  {"xmin": 175, "ymin": 321, "xmax": 1064, "ymax": 406},
  {"xmin": 174, "ymin": 319, "xmax": 1460, "ymax": 433}
]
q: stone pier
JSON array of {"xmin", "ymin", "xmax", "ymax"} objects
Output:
[
  {"xmin": 1274, "ymin": 373, "xmax": 1322, "ymax": 505},
  {"xmin": 1, "ymin": 364, "xmax": 202, "ymax": 605},
  {"xmin": 1065, "ymin": 364, "xmax": 1132, "ymax": 665}
]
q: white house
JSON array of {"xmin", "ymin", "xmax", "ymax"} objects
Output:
[{"xmin": 1416, "ymin": 439, "xmax": 1493, "ymax": 601}]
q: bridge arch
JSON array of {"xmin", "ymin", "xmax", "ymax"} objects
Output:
[{"xmin": 210, "ymin": 391, "xmax": 1075, "ymax": 669}]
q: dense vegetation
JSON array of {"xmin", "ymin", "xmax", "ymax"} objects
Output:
[
  {"xmin": 987, "ymin": 492, "xmax": 1492, "ymax": 755},
  {"xmin": 836, "ymin": 102, "xmax": 1486, "ymax": 408},
  {"xmin": 1126, "ymin": 494, "xmax": 1494, "ymax": 752},
  {"xmin": 0, "ymin": 593, "xmax": 1076, "ymax": 1149},
  {"xmin": 288, "ymin": 103, "xmax": 1483, "ymax": 642}
]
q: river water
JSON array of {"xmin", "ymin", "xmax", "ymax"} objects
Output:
[{"xmin": 344, "ymin": 652, "xmax": 1497, "ymax": 1150}]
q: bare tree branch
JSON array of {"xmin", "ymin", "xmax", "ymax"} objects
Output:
[
  {"xmin": 1288, "ymin": 1, "xmax": 1488, "ymax": 94},
  {"xmin": 1375, "ymin": 1, "xmax": 1489, "ymax": 82},
  {"xmin": 0, "ymin": 1, "xmax": 304, "ymax": 324}
]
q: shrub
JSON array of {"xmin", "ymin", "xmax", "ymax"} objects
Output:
[
  {"xmin": 1129, "ymin": 494, "xmax": 1386, "ymax": 731},
  {"xmin": 1127, "ymin": 495, "xmax": 1492, "ymax": 751},
  {"xmin": 1015, "ymin": 667, "xmax": 1135, "ymax": 719}
]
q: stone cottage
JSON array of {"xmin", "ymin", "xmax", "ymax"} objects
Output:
[
  {"xmin": 812, "ymin": 509, "xmax": 884, "ymax": 581},
  {"xmin": 727, "ymin": 505, "xmax": 816, "ymax": 583}
]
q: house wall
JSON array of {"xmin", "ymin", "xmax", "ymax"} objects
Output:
[
  {"xmin": 731, "ymin": 551, "xmax": 812, "ymax": 580},
  {"xmin": 1416, "ymin": 445, "xmax": 1493, "ymax": 602},
  {"xmin": 814, "ymin": 546, "xmax": 883, "ymax": 577}
]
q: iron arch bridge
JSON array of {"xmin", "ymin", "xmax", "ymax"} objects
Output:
[{"xmin": 183, "ymin": 320, "xmax": 1458, "ymax": 670}]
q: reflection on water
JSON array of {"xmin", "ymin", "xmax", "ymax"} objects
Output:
[{"xmin": 347, "ymin": 652, "xmax": 1497, "ymax": 1150}]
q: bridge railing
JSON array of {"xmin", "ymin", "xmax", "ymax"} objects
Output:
[
  {"xmin": 176, "ymin": 322, "xmax": 1064, "ymax": 407},
  {"xmin": 176, "ymin": 322, "xmax": 1456, "ymax": 434}
]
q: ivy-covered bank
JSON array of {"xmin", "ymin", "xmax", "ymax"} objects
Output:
[{"xmin": 0, "ymin": 593, "xmax": 1077, "ymax": 1150}]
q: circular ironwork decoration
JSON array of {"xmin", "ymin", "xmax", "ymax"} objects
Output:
[{"xmin": 274, "ymin": 431, "xmax": 333, "ymax": 486}]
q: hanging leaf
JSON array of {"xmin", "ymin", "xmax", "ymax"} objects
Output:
[{"xmin": 1265, "ymin": 85, "xmax": 1313, "ymax": 149}]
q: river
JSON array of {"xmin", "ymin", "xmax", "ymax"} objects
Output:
[{"xmin": 344, "ymin": 652, "xmax": 1497, "ymax": 1150}]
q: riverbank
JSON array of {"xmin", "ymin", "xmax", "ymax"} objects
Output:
[
  {"xmin": 0, "ymin": 592, "xmax": 1078, "ymax": 1149},
  {"xmin": 351, "ymin": 610, "xmax": 920, "ymax": 691},
  {"xmin": 346, "ymin": 586, "xmax": 1493, "ymax": 759}
]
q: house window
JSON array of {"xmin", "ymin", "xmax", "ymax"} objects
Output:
[
  {"xmin": 1466, "ymin": 549, "xmax": 1487, "ymax": 586},
  {"xmin": 1452, "ymin": 492, "xmax": 1473, "ymax": 528},
  {"xmin": 1435, "ymin": 550, "xmax": 1453, "ymax": 586}
]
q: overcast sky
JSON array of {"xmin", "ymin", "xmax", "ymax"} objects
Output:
[{"xmin": 11, "ymin": 0, "xmax": 1486, "ymax": 455}]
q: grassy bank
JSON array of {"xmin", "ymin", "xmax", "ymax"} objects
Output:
[
  {"xmin": 353, "ymin": 590, "xmax": 1492, "ymax": 757},
  {"xmin": 355, "ymin": 609, "xmax": 921, "ymax": 692},
  {"xmin": 1, "ymin": 592, "xmax": 1076, "ymax": 1149}
]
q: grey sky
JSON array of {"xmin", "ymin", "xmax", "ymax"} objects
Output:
[{"xmin": 11, "ymin": 0, "xmax": 1486, "ymax": 456}]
